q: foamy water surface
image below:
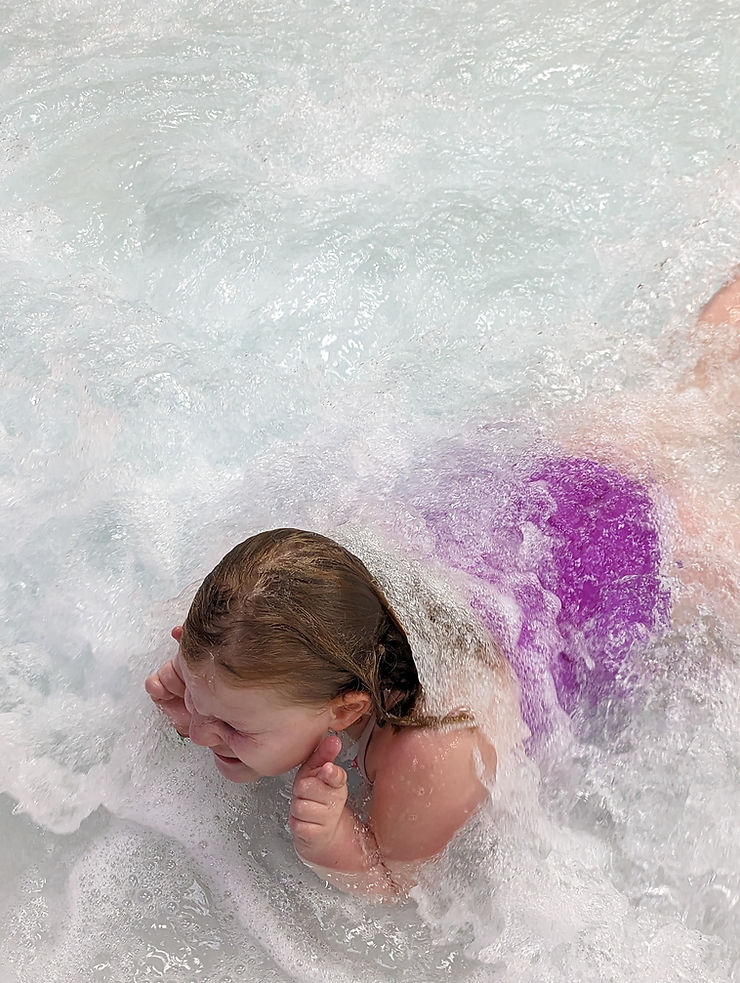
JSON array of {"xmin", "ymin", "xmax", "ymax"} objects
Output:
[{"xmin": 1, "ymin": 0, "xmax": 739, "ymax": 980}]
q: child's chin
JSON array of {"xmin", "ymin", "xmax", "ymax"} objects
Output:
[{"xmin": 212, "ymin": 751, "xmax": 257, "ymax": 782}]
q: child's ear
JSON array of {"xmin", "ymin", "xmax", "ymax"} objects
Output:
[{"xmin": 329, "ymin": 692, "xmax": 372, "ymax": 729}]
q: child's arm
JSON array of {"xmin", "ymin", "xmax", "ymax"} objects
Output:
[
  {"xmin": 290, "ymin": 729, "xmax": 490, "ymax": 900},
  {"xmin": 369, "ymin": 726, "xmax": 491, "ymax": 864},
  {"xmin": 289, "ymin": 736, "xmax": 401, "ymax": 900}
]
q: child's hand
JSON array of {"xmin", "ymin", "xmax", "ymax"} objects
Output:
[
  {"xmin": 290, "ymin": 735, "xmax": 349, "ymax": 862},
  {"xmin": 144, "ymin": 627, "xmax": 192, "ymax": 738}
]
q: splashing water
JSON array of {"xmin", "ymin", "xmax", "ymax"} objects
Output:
[{"xmin": 1, "ymin": 0, "xmax": 739, "ymax": 980}]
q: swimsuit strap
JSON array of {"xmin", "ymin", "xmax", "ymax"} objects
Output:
[{"xmin": 352, "ymin": 714, "xmax": 377, "ymax": 782}]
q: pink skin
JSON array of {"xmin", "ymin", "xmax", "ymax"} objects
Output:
[
  {"xmin": 145, "ymin": 627, "xmax": 370, "ymax": 862},
  {"xmin": 144, "ymin": 267, "xmax": 740, "ymax": 896}
]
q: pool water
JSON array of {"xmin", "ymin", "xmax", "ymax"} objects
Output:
[{"xmin": 1, "ymin": 0, "xmax": 739, "ymax": 980}]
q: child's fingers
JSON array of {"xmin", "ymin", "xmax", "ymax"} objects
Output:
[
  {"xmin": 144, "ymin": 673, "xmax": 169, "ymax": 701},
  {"xmin": 157, "ymin": 660, "xmax": 186, "ymax": 698},
  {"xmin": 290, "ymin": 767, "xmax": 349, "ymax": 853},
  {"xmin": 292, "ymin": 764, "xmax": 346, "ymax": 811},
  {"xmin": 293, "ymin": 769, "xmax": 347, "ymax": 808},
  {"xmin": 317, "ymin": 762, "xmax": 347, "ymax": 789},
  {"xmin": 290, "ymin": 796, "xmax": 330, "ymax": 826},
  {"xmin": 298, "ymin": 734, "xmax": 342, "ymax": 777},
  {"xmin": 290, "ymin": 781, "xmax": 347, "ymax": 831}
]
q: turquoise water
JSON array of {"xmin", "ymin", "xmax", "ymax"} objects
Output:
[{"xmin": 1, "ymin": 0, "xmax": 739, "ymax": 979}]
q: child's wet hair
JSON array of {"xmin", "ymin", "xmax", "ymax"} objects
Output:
[{"xmin": 180, "ymin": 528, "xmax": 470, "ymax": 728}]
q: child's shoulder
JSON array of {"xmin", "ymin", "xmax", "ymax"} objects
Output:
[
  {"xmin": 367, "ymin": 724, "xmax": 494, "ymax": 865},
  {"xmin": 370, "ymin": 721, "xmax": 494, "ymax": 780}
]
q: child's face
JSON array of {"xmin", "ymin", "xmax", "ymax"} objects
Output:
[{"xmin": 175, "ymin": 649, "xmax": 346, "ymax": 783}]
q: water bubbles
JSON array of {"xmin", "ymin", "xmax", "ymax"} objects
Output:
[{"xmin": 2, "ymin": 0, "xmax": 739, "ymax": 979}]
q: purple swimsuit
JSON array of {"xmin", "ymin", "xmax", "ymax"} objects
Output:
[{"xmin": 420, "ymin": 457, "xmax": 669, "ymax": 744}]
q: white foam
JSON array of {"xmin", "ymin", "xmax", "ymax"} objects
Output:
[{"xmin": 1, "ymin": 0, "xmax": 739, "ymax": 978}]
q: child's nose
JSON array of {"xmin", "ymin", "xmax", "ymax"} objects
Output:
[{"xmin": 188, "ymin": 710, "xmax": 221, "ymax": 747}]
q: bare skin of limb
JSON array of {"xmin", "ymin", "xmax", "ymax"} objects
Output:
[
  {"xmin": 563, "ymin": 265, "xmax": 740, "ymax": 623},
  {"xmin": 682, "ymin": 263, "xmax": 740, "ymax": 397}
]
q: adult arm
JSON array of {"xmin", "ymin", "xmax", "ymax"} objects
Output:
[
  {"xmin": 681, "ymin": 263, "xmax": 740, "ymax": 393},
  {"xmin": 561, "ymin": 264, "xmax": 740, "ymax": 621}
]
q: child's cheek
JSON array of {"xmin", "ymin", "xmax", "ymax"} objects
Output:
[{"xmin": 229, "ymin": 732, "xmax": 256, "ymax": 756}]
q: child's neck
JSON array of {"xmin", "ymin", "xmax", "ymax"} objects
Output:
[{"xmin": 345, "ymin": 711, "xmax": 374, "ymax": 742}]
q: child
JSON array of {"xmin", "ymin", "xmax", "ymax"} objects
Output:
[
  {"xmin": 146, "ymin": 265, "xmax": 739, "ymax": 900},
  {"xmin": 145, "ymin": 529, "xmax": 510, "ymax": 901}
]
